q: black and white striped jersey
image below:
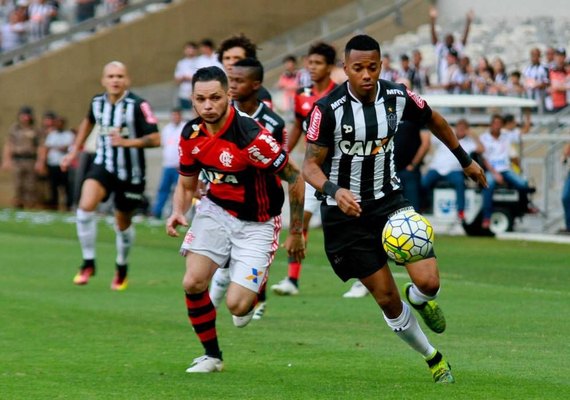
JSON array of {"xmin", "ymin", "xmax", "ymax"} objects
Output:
[
  {"xmin": 235, "ymin": 101, "xmax": 287, "ymax": 146},
  {"xmin": 88, "ymin": 91, "xmax": 159, "ymax": 185},
  {"xmin": 306, "ymin": 80, "xmax": 432, "ymax": 204}
]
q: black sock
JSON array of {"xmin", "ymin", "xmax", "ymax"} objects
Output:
[
  {"xmin": 116, "ymin": 263, "xmax": 128, "ymax": 280},
  {"xmin": 82, "ymin": 259, "xmax": 95, "ymax": 272}
]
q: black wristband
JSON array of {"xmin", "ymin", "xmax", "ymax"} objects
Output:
[
  {"xmin": 322, "ymin": 180, "xmax": 341, "ymax": 198},
  {"xmin": 451, "ymin": 145, "xmax": 473, "ymax": 168}
]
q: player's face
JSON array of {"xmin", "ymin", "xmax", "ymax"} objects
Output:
[
  {"xmin": 344, "ymin": 49, "xmax": 381, "ymax": 102},
  {"xmin": 228, "ymin": 67, "xmax": 258, "ymax": 102},
  {"xmin": 192, "ymin": 80, "xmax": 229, "ymax": 124},
  {"xmin": 308, "ymin": 54, "xmax": 332, "ymax": 83},
  {"xmin": 101, "ymin": 64, "xmax": 129, "ymax": 97},
  {"xmin": 222, "ymin": 47, "xmax": 246, "ymax": 72}
]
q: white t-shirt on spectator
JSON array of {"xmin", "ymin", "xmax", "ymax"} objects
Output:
[
  {"xmin": 161, "ymin": 121, "xmax": 186, "ymax": 168},
  {"xmin": 174, "ymin": 57, "xmax": 199, "ymax": 100},
  {"xmin": 45, "ymin": 130, "xmax": 75, "ymax": 166},
  {"xmin": 480, "ymin": 131, "xmax": 514, "ymax": 173},
  {"xmin": 428, "ymin": 135, "xmax": 478, "ymax": 176}
]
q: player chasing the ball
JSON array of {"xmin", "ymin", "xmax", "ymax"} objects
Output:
[{"xmin": 302, "ymin": 35, "xmax": 487, "ymax": 383}]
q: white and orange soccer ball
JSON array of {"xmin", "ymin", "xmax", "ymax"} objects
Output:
[{"xmin": 382, "ymin": 209, "xmax": 434, "ymax": 264}]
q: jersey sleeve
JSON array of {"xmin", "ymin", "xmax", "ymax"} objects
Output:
[
  {"xmin": 304, "ymin": 103, "xmax": 335, "ymax": 148},
  {"xmin": 87, "ymin": 101, "xmax": 96, "ymax": 124},
  {"xmin": 178, "ymin": 124, "xmax": 201, "ymax": 176},
  {"xmin": 134, "ymin": 100, "xmax": 159, "ymax": 136},
  {"xmin": 244, "ymin": 130, "xmax": 288, "ymax": 173},
  {"xmin": 402, "ymin": 88, "xmax": 432, "ymax": 126}
]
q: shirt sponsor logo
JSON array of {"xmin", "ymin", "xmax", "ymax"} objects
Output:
[
  {"xmin": 272, "ymin": 152, "xmax": 286, "ymax": 168},
  {"xmin": 406, "ymin": 89, "xmax": 425, "ymax": 108},
  {"xmin": 219, "ymin": 150, "xmax": 233, "ymax": 167},
  {"xmin": 191, "ymin": 146, "xmax": 200, "ymax": 154},
  {"xmin": 248, "ymin": 145, "xmax": 271, "ymax": 164},
  {"xmin": 203, "ymin": 170, "xmax": 239, "ymax": 184},
  {"xmin": 339, "ymin": 139, "xmax": 389, "ymax": 156},
  {"xmin": 330, "ymin": 96, "xmax": 346, "ymax": 110},
  {"xmin": 386, "ymin": 88, "xmax": 404, "ymax": 96},
  {"xmin": 306, "ymin": 107, "xmax": 322, "ymax": 141},
  {"xmin": 258, "ymin": 133, "xmax": 280, "ymax": 154}
]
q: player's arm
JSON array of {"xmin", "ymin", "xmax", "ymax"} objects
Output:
[
  {"xmin": 166, "ymin": 174, "xmax": 198, "ymax": 237},
  {"xmin": 60, "ymin": 117, "xmax": 94, "ymax": 171},
  {"xmin": 111, "ymin": 131, "xmax": 161, "ymax": 149},
  {"xmin": 287, "ymin": 118, "xmax": 303, "ymax": 152},
  {"xmin": 277, "ymin": 158, "xmax": 306, "ymax": 261},
  {"xmin": 407, "ymin": 130, "xmax": 431, "ymax": 171},
  {"xmin": 1, "ymin": 140, "xmax": 13, "ymax": 170},
  {"xmin": 427, "ymin": 110, "xmax": 487, "ymax": 187},
  {"xmin": 302, "ymin": 143, "xmax": 361, "ymax": 218}
]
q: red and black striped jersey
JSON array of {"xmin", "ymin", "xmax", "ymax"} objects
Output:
[
  {"xmin": 179, "ymin": 106, "xmax": 288, "ymax": 222},
  {"xmin": 294, "ymin": 80, "xmax": 337, "ymax": 122}
]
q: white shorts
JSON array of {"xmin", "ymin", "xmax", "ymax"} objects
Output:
[
  {"xmin": 304, "ymin": 181, "xmax": 321, "ymax": 215},
  {"xmin": 181, "ymin": 197, "xmax": 281, "ymax": 293}
]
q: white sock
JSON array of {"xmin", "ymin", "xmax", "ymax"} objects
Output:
[
  {"xmin": 408, "ymin": 284, "xmax": 439, "ymax": 305},
  {"xmin": 210, "ymin": 268, "xmax": 230, "ymax": 309},
  {"xmin": 115, "ymin": 225, "xmax": 135, "ymax": 265},
  {"xmin": 384, "ymin": 302, "xmax": 435, "ymax": 358},
  {"xmin": 76, "ymin": 209, "xmax": 96, "ymax": 260}
]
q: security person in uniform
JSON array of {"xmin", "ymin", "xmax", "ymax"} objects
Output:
[{"xmin": 1, "ymin": 106, "xmax": 45, "ymax": 209}]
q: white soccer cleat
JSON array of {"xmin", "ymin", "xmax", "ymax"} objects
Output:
[
  {"xmin": 232, "ymin": 309, "xmax": 254, "ymax": 328},
  {"xmin": 270, "ymin": 278, "xmax": 299, "ymax": 296},
  {"xmin": 185, "ymin": 355, "xmax": 223, "ymax": 373},
  {"xmin": 252, "ymin": 301, "xmax": 266, "ymax": 320},
  {"xmin": 210, "ymin": 268, "xmax": 230, "ymax": 309},
  {"xmin": 342, "ymin": 281, "xmax": 369, "ymax": 298}
]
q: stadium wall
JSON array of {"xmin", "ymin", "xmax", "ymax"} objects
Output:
[
  {"xmin": 436, "ymin": 0, "xmax": 566, "ymax": 19},
  {"xmin": 0, "ymin": 0, "xmax": 354, "ymax": 206}
]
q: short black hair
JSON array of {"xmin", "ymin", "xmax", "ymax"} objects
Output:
[
  {"xmin": 233, "ymin": 57, "xmax": 264, "ymax": 83},
  {"xmin": 503, "ymin": 114, "xmax": 515, "ymax": 124},
  {"xmin": 199, "ymin": 38, "xmax": 215, "ymax": 49},
  {"xmin": 217, "ymin": 34, "xmax": 258, "ymax": 63},
  {"xmin": 283, "ymin": 54, "xmax": 297, "ymax": 64},
  {"xmin": 308, "ymin": 42, "xmax": 337, "ymax": 65},
  {"xmin": 344, "ymin": 34, "xmax": 380, "ymax": 57},
  {"xmin": 490, "ymin": 113, "xmax": 504, "ymax": 123},
  {"xmin": 192, "ymin": 66, "xmax": 228, "ymax": 90}
]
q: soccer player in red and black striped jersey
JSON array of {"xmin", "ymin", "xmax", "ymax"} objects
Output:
[
  {"xmin": 271, "ymin": 42, "xmax": 337, "ymax": 296},
  {"xmin": 166, "ymin": 66, "xmax": 304, "ymax": 373},
  {"xmin": 207, "ymin": 58, "xmax": 288, "ymax": 319}
]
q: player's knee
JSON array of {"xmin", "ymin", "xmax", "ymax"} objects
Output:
[
  {"xmin": 182, "ymin": 274, "xmax": 208, "ymax": 294},
  {"xmin": 226, "ymin": 298, "xmax": 252, "ymax": 316},
  {"xmin": 413, "ymin": 273, "xmax": 440, "ymax": 296},
  {"xmin": 372, "ymin": 286, "xmax": 400, "ymax": 311}
]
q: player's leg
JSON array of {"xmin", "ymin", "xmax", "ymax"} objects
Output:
[
  {"xmin": 112, "ymin": 209, "xmax": 134, "ymax": 290},
  {"xmin": 73, "ymin": 178, "xmax": 107, "ymax": 285},
  {"xmin": 403, "ymin": 258, "xmax": 446, "ymax": 334},
  {"xmin": 362, "ymin": 266, "xmax": 453, "ymax": 384},
  {"xmin": 228, "ymin": 215, "xmax": 279, "ymax": 326},
  {"xmin": 447, "ymin": 171, "xmax": 466, "ymax": 220},
  {"xmin": 209, "ymin": 265, "xmax": 230, "ymax": 308},
  {"xmin": 481, "ymin": 171, "xmax": 496, "ymax": 229},
  {"xmin": 183, "ymin": 251, "xmax": 223, "ymax": 373},
  {"xmin": 181, "ymin": 198, "xmax": 231, "ymax": 373}
]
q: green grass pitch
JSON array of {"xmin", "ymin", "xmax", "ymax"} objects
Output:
[{"xmin": 0, "ymin": 210, "xmax": 568, "ymax": 399}]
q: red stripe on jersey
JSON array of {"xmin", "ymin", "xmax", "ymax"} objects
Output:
[
  {"xmin": 210, "ymin": 183, "xmax": 246, "ymax": 204},
  {"xmin": 201, "ymin": 107, "xmax": 235, "ymax": 138},
  {"xmin": 255, "ymin": 170, "xmax": 269, "ymax": 221}
]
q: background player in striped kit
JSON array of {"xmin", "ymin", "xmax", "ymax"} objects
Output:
[
  {"xmin": 302, "ymin": 35, "xmax": 486, "ymax": 383},
  {"xmin": 61, "ymin": 61, "xmax": 160, "ymax": 290},
  {"xmin": 271, "ymin": 42, "xmax": 337, "ymax": 296},
  {"xmin": 208, "ymin": 58, "xmax": 288, "ymax": 320}
]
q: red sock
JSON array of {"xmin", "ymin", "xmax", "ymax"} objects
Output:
[{"xmin": 185, "ymin": 291, "xmax": 221, "ymax": 359}]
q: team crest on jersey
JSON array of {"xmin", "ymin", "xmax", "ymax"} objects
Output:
[
  {"xmin": 219, "ymin": 150, "xmax": 233, "ymax": 167},
  {"xmin": 190, "ymin": 130, "xmax": 200, "ymax": 139},
  {"xmin": 306, "ymin": 107, "xmax": 322, "ymax": 141},
  {"xmin": 387, "ymin": 111, "xmax": 398, "ymax": 130},
  {"xmin": 406, "ymin": 89, "xmax": 425, "ymax": 108}
]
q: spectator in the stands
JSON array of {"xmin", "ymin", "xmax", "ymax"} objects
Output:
[
  {"xmin": 429, "ymin": 4, "xmax": 474, "ymax": 85},
  {"xmin": 522, "ymin": 47, "xmax": 550, "ymax": 112},
  {"xmin": 174, "ymin": 41, "xmax": 199, "ymax": 114},
  {"xmin": 276, "ymin": 54, "xmax": 298, "ymax": 113},
  {"xmin": 75, "ymin": 0, "xmax": 97, "ymax": 23},
  {"xmin": 28, "ymin": 0, "xmax": 57, "ymax": 42},
  {"xmin": 380, "ymin": 53, "xmax": 399, "ymax": 82},
  {"xmin": 503, "ymin": 71, "xmax": 526, "ymax": 97},
  {"xmin": 410, "ymin": 49, "xmax": 430, "ymax": 94},
  {"xmin": 548, "ymin": 47, "xmax": 569, "ymax": 112},
  {"xmin": 196, "ymin": 38, "xmax": 222, "ymax": 69}
]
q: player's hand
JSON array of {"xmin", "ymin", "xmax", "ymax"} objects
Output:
[
  {"xmin": 283, "ymin": 232, "xmax": 305, "ymax": 262},
  {"xmin": 60, "ymin": 151, "xmax": 76, "ymax": 172},
  {"xmin": 166, "ymin": 213, "xmax": 188, "ymax": 237},
  {"xmin": 335, "ymin": 188, "xmax": 362, "ymax": 217},
  {"xmin": 109, "ymin": 132, "xmax": 126, "ymax": 147},
  {"xmin": 464, "ymin": 160, "xmax": 487, "ymax": 188}
]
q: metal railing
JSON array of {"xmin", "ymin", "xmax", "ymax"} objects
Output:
[{"xmin": 0, "ymin": 0, "xmax": 167, "ymax": 67}]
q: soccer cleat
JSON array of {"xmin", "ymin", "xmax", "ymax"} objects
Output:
[
  {"xmin": 232, "ymin": 309, "xmax": 254, "ymax": 328},
  {"xmin": 111, "ymin": 273, "xmax": 128, "ymax": 291},
  {"xmin": 185, "ymin": 355, "xmax": 223, "ymax": 373},
  {"xmin": 342, "ymin": 281, "xmax": 369, "ymax": 298},
  {"xmin": 252, "ymin": 301, "xmax": 266, "ymax": 320},
  {"xmin": 73, "ymin": 266, "xmax": 94, "ymax": 285},
  {"xmin": 404, "ymin": 283, "xmax": 446, "ymax": 333},
  {"xmin": 426, "ymin": 351, "xmax": 455, "ymax": 384},
  {"xmin": 270, "ymin": 278, "xmax": 299, "ymax": 296}
]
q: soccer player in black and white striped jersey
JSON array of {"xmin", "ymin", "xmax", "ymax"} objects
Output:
[
  {"xmin": 61, "ymin": 61, "xmax": 160, "ymax": 290},
  {"xmin": 302, "ymin": 35, "xmax": 486, "ymax": 383}
]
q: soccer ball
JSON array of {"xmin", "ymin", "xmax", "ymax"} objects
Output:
[{"xmin": 382, "ymin": 209, "xmax": 434, "ymax": 264}]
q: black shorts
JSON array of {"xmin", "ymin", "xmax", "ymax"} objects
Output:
[
  {"xmin": 320, "ymin": 191, "xmax": 413, "ymax": 282},
  {"xmin": 84, "ymin": 164, "xmax": 146, "ymax": 213}
]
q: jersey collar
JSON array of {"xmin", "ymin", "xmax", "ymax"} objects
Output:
[{"xmin": 346, "ymin": 81, "xmax": 381, "ymax": 104}]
